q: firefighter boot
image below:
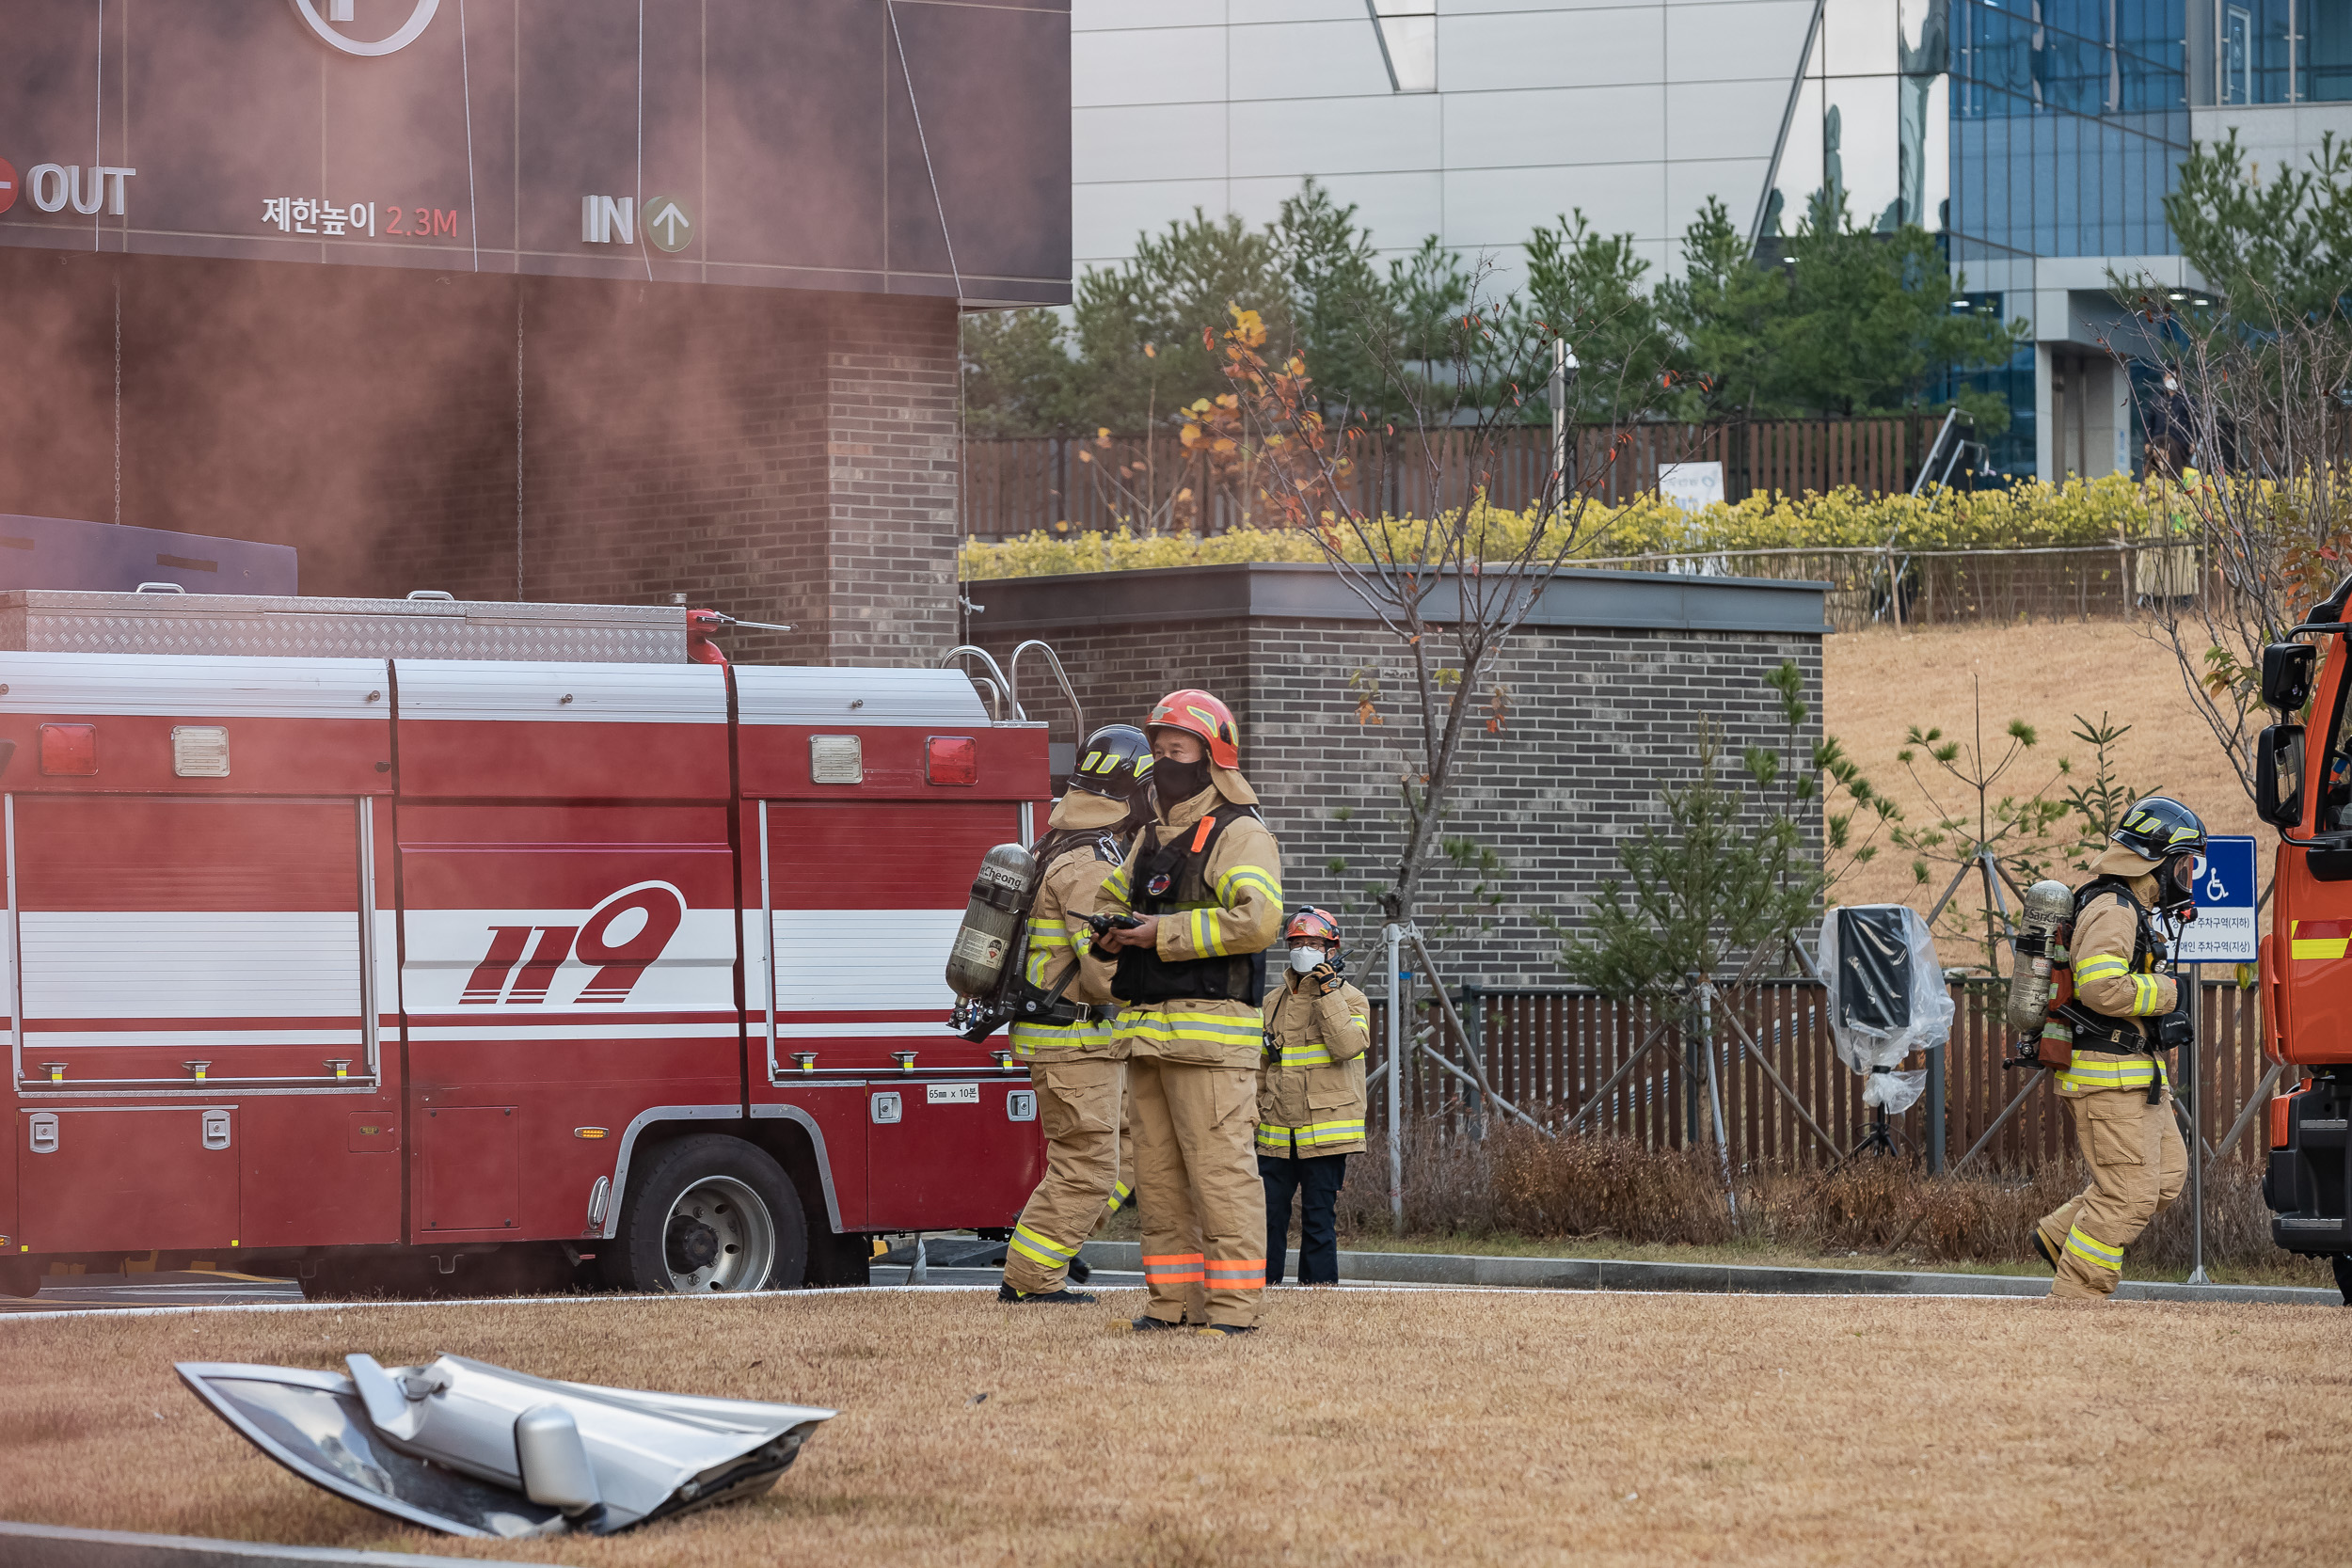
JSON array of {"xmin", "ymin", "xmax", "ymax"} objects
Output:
[
  {"xmin": 2031, "ymin": 1227, "xmax": 2059, "ymax": 1272},
  {"xmin": 998, "ymin": 1283, "xmax": 1096, "ymax": 1305}
]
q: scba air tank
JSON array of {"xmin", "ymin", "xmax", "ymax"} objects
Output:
[
  {"xmin": 2005, "ymin": 879, "xmax": 2077, "ymax": 1035},
  {"xmin": 945, "ymin": 843, "xmax": 1041, "ymax": 1000}
]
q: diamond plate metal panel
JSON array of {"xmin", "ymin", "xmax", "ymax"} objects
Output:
[{"xmin": 0, "ymin": 593, "xmax": 688, "ymax": 663}]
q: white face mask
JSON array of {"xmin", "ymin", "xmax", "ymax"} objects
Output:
[{"xmin": 1289, "ymin": 945, "xmax": 1325, "ymax": 974}]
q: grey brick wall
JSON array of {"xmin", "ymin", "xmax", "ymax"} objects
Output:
[
  {"xmin": 1244, "ymin": 619, "xmax": 1820, "ymax": 986},
  {"xmin": 972, "ymin": 566, "xmax": 1824, "ymax": 987}
]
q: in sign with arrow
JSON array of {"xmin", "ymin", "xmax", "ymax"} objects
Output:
[{"xmin": 641, "ymin": 195, "xmax": 693, "ymax": 253}]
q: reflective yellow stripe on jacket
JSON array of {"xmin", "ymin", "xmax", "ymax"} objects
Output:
[
  {"xmin": 1117, "ymin": 1008, "xmax": 1267, "ymax": 1050},
  {"xmin": 1009, "ymin": 1017, "xmax": 1114, "ymax": 1056},
  {"xmin": 1255, "ymin": 1118, "xmax": 1368, "ymax": 1153},
  {"xmin": 1008, "ymin": 912, "xmax": 1112, "ymax": 1058},
  {"xmin": 2077, "ymin": 954, "xmax": 2168, "ymax": 1016},
  {"xmin": 2057, "ymin": 1053, "xmax": 2169, "ymax": 1093},
  {"xmin": 1273, "ymin": 1013, "xmax": 1369, "ymax": 1068}
]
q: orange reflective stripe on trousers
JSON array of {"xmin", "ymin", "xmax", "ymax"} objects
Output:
[
  {"xmin": 1204, "ymin": 1258, "xmax": 1266, "ymax": 1290},
  {"xmin": 1142, "ymin": 1252, "xmax": 1204, "ymax": 1285}
]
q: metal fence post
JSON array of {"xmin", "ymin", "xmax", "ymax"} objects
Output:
[
  {"xmin": 1459, "ymin": 981, "xmax": 1485, "ymax": 1141},
  {"xmin": 2187, "ymin": 963, "xmax": 2208, "ymax": 1285},
  {"xmin": 1385, "ymin": 923, "xmax": 1404, "ymax": 1233},
  {"xmin": 1684, "ymin": 979, "xmax": 1703, "ymax": 1146},
  {"xmin": 1926, "ymin": 1040, "xmax": 1946, "ymax": 1175}
]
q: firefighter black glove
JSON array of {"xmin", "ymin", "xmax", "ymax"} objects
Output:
[
  {"xmin": 1087, "ymin": 912, "xmax": 1141, "ymax": 961},
  {"xmin": 1308, "ymin": 961, "xmax": 1342, "ymax": 997},
  {"xmin": 2155, "ymin": 1000, "xmax": 2194, "ymax": 1052}
]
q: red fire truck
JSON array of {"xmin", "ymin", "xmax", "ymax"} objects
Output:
[
  {"xmin": 2254, "ymin": 591, "xmax": 2352, "ymax": 1301},
  {"xmin": 0, "ymin": 591, "xmax": 1049, "ymax": 1298}
]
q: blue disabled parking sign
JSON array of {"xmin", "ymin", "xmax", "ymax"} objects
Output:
[{"xmin": 2179, "ymin": 834, "xmax": 2258, "ymax": 963}]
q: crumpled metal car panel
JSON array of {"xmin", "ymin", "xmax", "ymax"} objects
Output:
[{"xmin": 177, "ymin": 1355, "xmax": 834, "ymax": 1538}]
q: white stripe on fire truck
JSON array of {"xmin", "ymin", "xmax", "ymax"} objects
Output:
[
  {"xmin": 405, "ymin": 1022, "xmax": 744, "ymax": 1042},
  {"xmin": 23, "ymin": 1028, "xmax": 365, "ymax": 1048},
  {"xmin": 765, "ymin": 1021, "xmax": 963, "ymax": 1038},
  {"xmin": 394, "ymin": 661, "xmax": 728, "ymax": 724},
  {"xmin": 0, "ymin": 652, "xmax": 391, "ymax": 720}
]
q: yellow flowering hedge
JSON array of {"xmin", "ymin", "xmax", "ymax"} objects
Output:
[{"xmin": 960, "ymin": 473, "xmax": 2163, "ymax": 579}]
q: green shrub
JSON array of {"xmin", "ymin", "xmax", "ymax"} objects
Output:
[{"xmin": 959, "ymin": 472, "xmax": 2163, "ymax": 580}]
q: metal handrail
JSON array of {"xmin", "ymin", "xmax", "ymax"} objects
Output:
[
  {"xmin": 938, "ymin": 644, "xmax": 1024, "ymax": 721},
  {"xmin": 1910, "ymin": 407, "xmax": 1962, "ymax": 498},
  {"xmin": 1008, "ymin": 640, "xmax": 1083, "ymax": 743}
]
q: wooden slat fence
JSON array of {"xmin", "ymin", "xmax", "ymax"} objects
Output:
[
  {"xmin": 1744, "ymin": 418, "xmax": 1912, "ymax": 499},
  {"xmin": 1367, "ymin": 977, "xmax": 2274, "ymax": 1173},
  {"xmin": 961, "ymin": 418, "xmax": 1928, "ymax": 539}
]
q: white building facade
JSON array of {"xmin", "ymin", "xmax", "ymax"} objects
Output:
[{"xmin": 1073, "ymin": 0, "xmax": 2352, "ymax": 483}]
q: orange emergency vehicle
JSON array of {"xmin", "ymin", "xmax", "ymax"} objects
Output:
[{"xmin": 2253, "ymin": 582, "xmax": 2352, "ymax": 1300}]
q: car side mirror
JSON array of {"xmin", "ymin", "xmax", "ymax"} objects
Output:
[
  {"xmin": 2256, "ymin": 724, "xmax": 2306, "ymax": 831},
  {"xmin": 2262, "ymin": 642, "xmax": 2316, "ymax": 712}
]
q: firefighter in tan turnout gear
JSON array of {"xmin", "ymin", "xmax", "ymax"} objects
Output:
[
  {"xmin": 997, "ymin": 724, "xmax": 1152, "ymax": 1305},
  {"xmin": 1258, "ymin": 908, "xmax": 1369, "ymax": 1286},
  {"xmin": 1094, "ymin": 689, "xmax": 1283, "ymax": 1335},
  {"xmin": 2032, "ymin": 796, "xmax": 2201, "ymax": 1300}
]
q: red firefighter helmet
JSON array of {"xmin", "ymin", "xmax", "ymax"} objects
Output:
[
  {"xmin": 1284, "ymin": 907, "xmax": 1342, "ymax": 945},
  {"xmin": 1145, "ymin": 688, "xmax": 1240, "ymax": 770}
]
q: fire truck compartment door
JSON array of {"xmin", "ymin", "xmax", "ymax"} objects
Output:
[
  {"xmin": 419, "ymin": 1106, "xmax": 520, "ymax": 1235},
  {"xmin": 9, "ymin": 795, "xmax": 374, "ymax": 1091},
  {"xmin": 756, "ymin": 800, "xmax": 1025, "ymax": 1076},
  {"xmin": 865, "ymin": 1081, "xmax": 1044, "ymax": 1232},
  {"xmin": 18, "ymin": 1105, "xmax": 239, "ymax": 1253}
]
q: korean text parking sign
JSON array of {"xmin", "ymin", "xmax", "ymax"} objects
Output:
[{"xmin": 2181, "ymin": 835, "xmax": 2258, "ymax": 963}]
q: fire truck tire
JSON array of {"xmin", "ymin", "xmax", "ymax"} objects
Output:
[{"xmin": 604, "ymin": 1134, "xmax": 807, "ymax": 1295}]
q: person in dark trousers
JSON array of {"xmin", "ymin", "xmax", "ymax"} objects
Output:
[{"xmin": 1256, "ymin": 908, "xmax": 1369, "ymax": 1285}]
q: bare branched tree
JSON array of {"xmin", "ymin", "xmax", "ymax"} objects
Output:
[
  {"xmin": 2107, "ymin": 278, "xmax": 2352, "ymax": 803},
  {"xmin": 2107, "ymin": 133, "xmax": 2352, "ymax": 805},
  {"xmin": 1212, "ymin": 261, "xmax": 1676, "ymax": 932}
]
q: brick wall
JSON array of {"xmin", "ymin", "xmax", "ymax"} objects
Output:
[
  {"xmin": 971, "ymin": 566, "xmax": 1825, "ymax": 988},
  {"xmin": 1244, "ymin": 620, "xmax": 1820, "ymax": 986},
  {"xmin": 0, "ymin": 251, "xmax": 961, "ymax": 669}
]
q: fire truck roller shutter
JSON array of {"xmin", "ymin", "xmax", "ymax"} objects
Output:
[
  {"xmin": 599, "ymin": 1133, "xmax": 808, "ymax": 1294},
  {"xmin": 10, "ymin": 794, "xmax": 384, "ymax": 1257}
]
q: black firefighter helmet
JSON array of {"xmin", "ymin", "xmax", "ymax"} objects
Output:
[
  {"xmin": 1067, "ymin": 723, "xmax": 1152, "ymax": 800},
  {"xmin": 2110, "ymin": 795, "xmax": 2207, "ymax": 862},
  {"xmin": 2112, "ymin": 795, "xmax": 2207, "ymax": 913}
]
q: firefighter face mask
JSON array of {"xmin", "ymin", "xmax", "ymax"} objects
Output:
[
  {"xmin": 2159, "ymin": 853, "xmax": 2198, "ymax": 917},
  {"xmin": 1289, "ymin": 945, "xmax": 1324, "ymax": 974},
  {"xmin": 1152, "ymin": 755, "xmax": 1211, "ymax": 807}
]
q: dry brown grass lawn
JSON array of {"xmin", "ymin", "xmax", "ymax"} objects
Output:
[
  {"xmin": 1825, "ymin": 619, "xmax": 2272, "ymax": 946},
  {"xmin": 1, "ymin": 1288, "xmax": 2343, "ymax": 1566}
]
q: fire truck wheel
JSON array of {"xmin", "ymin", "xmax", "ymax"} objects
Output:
[{"xmin": 605, "ymin": 1134, "xmax": 807, "ymax": 1295}]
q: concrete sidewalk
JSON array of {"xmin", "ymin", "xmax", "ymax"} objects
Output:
[
  {"xmin": 1072, "ymin": 1241, "xmax": 2343, "ymax": 1306},
  {"xmin": 0, "ymin": 1521, "xmax": 518, "ymax": 1567}
]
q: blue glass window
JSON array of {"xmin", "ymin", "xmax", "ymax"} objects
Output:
[
  {"xmin": 1948, "ymin": 0, "xmax": 2187, "ymax": 262},
  {"xmin": 2312, "ymin": 0, "xmax": 2352, "ymax": 101}
]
